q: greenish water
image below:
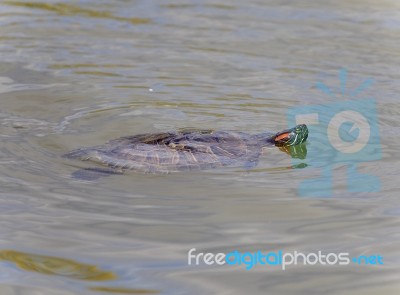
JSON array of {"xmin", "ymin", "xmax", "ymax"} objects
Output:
[{"xmin": 0, "ymin": 1, "xmax": 399, "ymax": 294}]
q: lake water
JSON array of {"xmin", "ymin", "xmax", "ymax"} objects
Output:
[{"xmin": 1, "ymin": 1, "xmax": 399, "ymax": 294}]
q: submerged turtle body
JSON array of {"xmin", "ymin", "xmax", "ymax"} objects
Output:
[{"xmin": 65, "ymin": 124, "xmax": 308, "ymax": 176}]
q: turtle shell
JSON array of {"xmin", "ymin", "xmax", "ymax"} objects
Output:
[{"xmin": 65, "ymin": 129, "xmax": 263, "ymax": 173}]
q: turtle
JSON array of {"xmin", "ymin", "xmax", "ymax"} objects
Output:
[{"xmin": 64, "ymin": 124, "xmax": 308, "ymax": 179}]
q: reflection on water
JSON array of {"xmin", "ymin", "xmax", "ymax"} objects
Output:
[
  {"xmin": 0, "ymin": 250, "xmax": 116, "ymax": 281},
  {"xmin": 5, "ymin": 1, "xmax": 151, "ymax": 24},
  {"xmin": 0, "ymin": 250, "xmax": 161, "ymax": 294},
  {"xmin": 279, "ymin": 143, "xmax": 307, "ymax": 160}
]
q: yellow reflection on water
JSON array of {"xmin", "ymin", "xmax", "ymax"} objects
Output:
[
  {"xmin": 89, "ymin": 286, "xmax": 159, "ymax": 294},
  {"xmin": 0, "ymin": 250, "xmax": 116, "ymax": 281},
  {"xmin": 5, "ymin": 1, "xmax": 151, "ymax": 24}
]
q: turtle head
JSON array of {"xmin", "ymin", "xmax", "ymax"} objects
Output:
[{"xmin": 273, "ymin": 124, "xmax": 308, "ymax": 147}]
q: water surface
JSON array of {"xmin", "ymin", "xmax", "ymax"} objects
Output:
[{"xmin": 0, "ymin": 1, "xmax": 399, "ymax": 294}]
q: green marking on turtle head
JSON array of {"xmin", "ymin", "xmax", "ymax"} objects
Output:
[{"xmin": 274, "ymin": 124, "xmax": 308, "ymax": 147}]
